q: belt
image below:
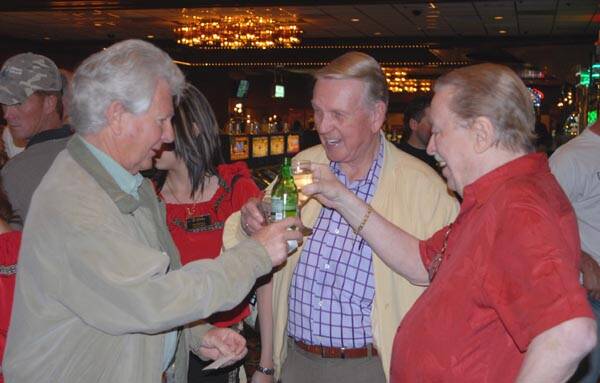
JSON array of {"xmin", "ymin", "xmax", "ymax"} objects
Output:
[{"xmin": 294, "ymin": 339, "xmax": 378, "ymax": 359}]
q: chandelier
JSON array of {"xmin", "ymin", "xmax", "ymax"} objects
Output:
[
  {"xmin": 175, "ymin": 10, "xmax": 302, "ymax": 49},
  {"xmin": 383, "ymin": 68, "xmax": 432, "ymax": 93}
]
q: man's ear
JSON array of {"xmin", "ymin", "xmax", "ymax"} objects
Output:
[
  {"xmin": 105, "ymin": 101, "xmax": 126, "ymax": 136},
  {"xmin": 370, "ymin": 100, "xmax": 387, "ymax": 133},
  {"xmin": 471, "ymin": 116, "xmax": 495, "ymax": 154},
  {"xmin": 42, "ymin": 94, "xmax": 58, "ymax": 115}
]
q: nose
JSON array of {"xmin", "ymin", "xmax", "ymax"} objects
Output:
[
  {"xmin": 162, "ymin": 119, "xmax": 174, "ymax": 143},
  {"xmin": 315, "ymin": 114, "xmax": 333, "ymax": 135},
  {"xmin": 2, "ymin": 105, "xmax": 15, "ymax": 120},
  {"xmin": 426, "ymin": 135, "xmax": 436, "ymax": 156}
]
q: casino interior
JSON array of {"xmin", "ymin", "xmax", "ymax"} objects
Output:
[
  {"xmin": 0, "ymin": 0, "xmax": 599, "ymax": 379},
  {"xmin": 1, "ymin": 0, "xmax": 598, "ymax": 185}
]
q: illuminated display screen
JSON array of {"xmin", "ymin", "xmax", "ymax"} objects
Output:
[
  {"xmin": 274, "ymin": 84, "xmax": 285, "ymax": 98},
  {"xmin": 270, "ymin": 135, "xmax": 285, "ymax": 155},
  {"xmin": 252, "ymin": 136, "xmax": 269, "ymax": 158},
  {"xmin": 589, "ymin": 110, "xmax": 598, "ymax": 125},
  {"xmin": 230, "ymin": 136, "xmax": 249, "ymax": 161},
  {"xmin": 287, "ymin": 134, "xmax": 300, "ymax": 154}
]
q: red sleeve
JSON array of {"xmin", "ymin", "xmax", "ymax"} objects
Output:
[
  {"xmin": 218, "ymin": 162, "xmax": 262, "ymax": 212},
  {"xmin": 419, "ymin": 225, "xmax": 451, "ymax": 270},
  {"xmin": 0, "ymin": 231, "xmax": 21, "ymax": 266},
  {"xmin": 482, "ymin": 205, "xmax": 593, "ymax": 352},
  {"xmin": 0, "ymin": 231, "xmax": 21, "ymax": 364}
]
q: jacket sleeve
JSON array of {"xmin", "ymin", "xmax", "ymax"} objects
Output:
[{"xmin": 52, "ymin": 208, "xmax": 272, "ymax": 336}]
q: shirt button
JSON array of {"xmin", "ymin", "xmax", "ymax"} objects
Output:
[
  {"xmin": 334, "ymin": 228, "xmax": 340, "ymax": 234},
  {"xmin": 324, "ymin": 264, "xmax": 330, "ymax": 269},
  {"xmin": 318, "ymin": 300, "xmax": 323, "ymax": 307}
]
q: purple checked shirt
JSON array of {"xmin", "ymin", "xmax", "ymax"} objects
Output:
[{"xmin": 287, "ymin": 138, "xmax": 384, "ymax": 348}]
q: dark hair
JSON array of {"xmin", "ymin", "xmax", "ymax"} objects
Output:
[
  {"xmin": 402, "ymin": 96, "xmax": 432, "ymax": 141},
  {"xmin": 156, "ymin": 83, "xmax": 224, "ymax": 197}
]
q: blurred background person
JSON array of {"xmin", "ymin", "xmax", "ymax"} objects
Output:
[
  {"xmin": 395, "ymin": 96, "xmax": 438, "ymax": 172},
  {"xmin": 0, "ymin": 53, "xmax": 73, "ymax": 224},
  {"xmin": 153, "ymin": 83, "xmax": 264, "ymax": 383}
]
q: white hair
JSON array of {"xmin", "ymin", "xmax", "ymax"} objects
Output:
[{"xmin": 70, "ymin": 39, "xmax": 185, "ymax": 135}]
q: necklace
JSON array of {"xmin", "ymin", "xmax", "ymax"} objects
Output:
[
  {"xmin": 165, "ymin": 181, "xmax": 198, "ymax": 217},
  {"xmin": 427, "ymin": 223, "xmax": 453, "ymax": 282}
]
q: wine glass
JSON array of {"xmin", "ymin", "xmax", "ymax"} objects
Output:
[{"xmin": 291, "ymin": 159, "xmax": 314, "ymax": 236}]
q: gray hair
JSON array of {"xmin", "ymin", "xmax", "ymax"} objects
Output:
[
  {"xmin": 315, "ymin": 51, "xmax": 389, "ymax": 108},
  {"xmin": 70, "ymin": 39, "xmax": 185, "ymax": 135},
  {"xmin": 434, "ymin": 63, "xmax": 535, "ymax": 153}
]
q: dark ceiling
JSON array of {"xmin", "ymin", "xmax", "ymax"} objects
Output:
[{"xmin": 0, "ymin": 0, "xmax": 598, "ymax": 83}]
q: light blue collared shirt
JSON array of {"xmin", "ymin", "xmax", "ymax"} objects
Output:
[{"xmin": 81, "ymin": 136, "xmax": 178, "ymax": 371}]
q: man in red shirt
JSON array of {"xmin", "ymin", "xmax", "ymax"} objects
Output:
[{"xmin": 303, "ymin": 63, "xmax": 596, "ymax": 382}]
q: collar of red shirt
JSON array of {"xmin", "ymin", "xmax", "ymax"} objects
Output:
[{"xmin": 461, "ymin": 152, "xmax": 549, "ymax": 211}]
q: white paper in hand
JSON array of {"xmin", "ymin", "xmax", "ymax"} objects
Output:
[{"xmin": 202, "ymin": 354, "xmax": 235, "ymax": 371}]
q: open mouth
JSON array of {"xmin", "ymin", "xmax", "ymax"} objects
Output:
[{"xmin": 434, "ymin": 154, "xmax": 447, "ymax": 168}]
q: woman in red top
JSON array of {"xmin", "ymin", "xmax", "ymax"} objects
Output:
[
  {"xmin": 154, "ymin": 83, "xmax": 262, "ymax": 383},
  {"xmin": 0, "ymin": 180, "xmax": 21, "ymax": 383}
]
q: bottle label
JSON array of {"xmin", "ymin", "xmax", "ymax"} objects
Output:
[{"xmin": 271, "ymin": 196, "xmax": 297, "ymax": 222}]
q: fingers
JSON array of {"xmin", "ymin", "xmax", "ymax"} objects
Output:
[{"xmin": 241, "ymin": 198, "xmax": 265, "ymax": 234}]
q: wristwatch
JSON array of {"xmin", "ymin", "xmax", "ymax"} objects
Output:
[{"xmin": 256, "ymin": 365, "xmax": 275, "ymax": 376}]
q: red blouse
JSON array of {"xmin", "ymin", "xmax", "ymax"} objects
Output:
[
  {"xmin": 391, "ymin": 153, "xmax": 593, "ymax": 382},
  {"xmin": 164, "ymin": 162, "xmax": 261, "ymax": 328},
  {"xmin": 0, "ymin": 230, "xmax": 22, "ymax": 383}
]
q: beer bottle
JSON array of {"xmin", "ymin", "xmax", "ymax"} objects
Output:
[{"xmin": 271, "ymin": 157, "xmax": 298, "ymax": 222}]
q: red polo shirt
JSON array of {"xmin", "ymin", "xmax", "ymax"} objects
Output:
[{"xmin": 391, "ymin": 153, "xmax": 593, "ymax": 382}]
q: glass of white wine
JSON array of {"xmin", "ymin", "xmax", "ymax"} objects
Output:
[{"xmin": 291, "ymin": 159, "xmax": 314, "ymax": 236}]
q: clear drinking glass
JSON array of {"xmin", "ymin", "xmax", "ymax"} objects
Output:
[{"xmin": 291, "ymin": 159, "xmax": 313, "ymax": 236}]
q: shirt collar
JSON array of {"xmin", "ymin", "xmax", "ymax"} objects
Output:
[
  {"xmin": 80, "ymin": 137, "xmax": 144, "ymax": 199},
  {"xmin": 26, "ymin": 125, "xmax": 72, "ymax": 148},
  {"xmin": 461, "ymin": 152, "xmax": 549, "ymax": 211},
  {"xmin": 331, "ymin": 133, "xmax": 384, "ymax": 188}
]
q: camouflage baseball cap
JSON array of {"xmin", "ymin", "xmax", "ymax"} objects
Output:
[{"xmin": 0, "ymin": 52, "xmax": 62, "ymax": 105}]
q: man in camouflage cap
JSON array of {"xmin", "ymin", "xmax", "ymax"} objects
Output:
[{"xmin": 0, "ymin": 52, "xmax": 73, "ymax": 224}]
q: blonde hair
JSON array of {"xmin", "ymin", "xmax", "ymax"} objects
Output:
[
  {"xmin": 315, "ymin": 51, "xmax": 388, "ymax": 108},
  {"xmin": 435, "ymin": 63, "xmax": 535, "ymax": 153}
]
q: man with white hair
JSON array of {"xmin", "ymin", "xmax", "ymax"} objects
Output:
[
  {"xmin": 303, "ymin": 63, "xmax": 596, "ymax": 382},
  {"xmin": 3, "ymin": 39, "xmax": 301, "ymax": 383},
  {"xmin": 0, "ymin": 52, "xmax": 72, "ymax": 223}
]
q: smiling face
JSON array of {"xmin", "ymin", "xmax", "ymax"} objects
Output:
[
  {"xmin": 118, "ymin": 79, "xmax": 174, "ymax": 174},
  {"xmin": 427, "ymin": 86, "xmax": 476, "ymax": 195},
  {"xmin": 312, "ymin": 77, "xmax": 382, "ymax": 168}
]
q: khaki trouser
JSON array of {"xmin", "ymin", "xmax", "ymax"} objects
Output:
[{"xmin": 280, "ymin": 339, "xmax": 386, "ymax": 383}]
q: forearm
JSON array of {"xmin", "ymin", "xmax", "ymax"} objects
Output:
[
  {"xmin": 515, "ymin": 317, "xmax": 597, "ymax": 383},
  {"xmin": 256, "ymin": 279, "xmax": 274, "ymax": 368},
  {"xmin": 337, "ymin": 193, "xmax": 428, "ymax": 284}
]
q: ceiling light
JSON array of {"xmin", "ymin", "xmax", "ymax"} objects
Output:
[
  {"xmin": 429, "ymin": 3, "xmax": 437, "ymax": 9},
  {"xmin": 374, "ymin": 32, "xmax": 382, "ymax": 36},
  {"xmin": 94, "ymin": 22, "xmax": 102, "ymax": 27},
  {"xmin": 175, "ymin": 10, "xmax": 302, "ymax": 49},
  {"xmin": 351, "ymin": 18, "xmax": 360, "ymax": 22},
  {"xmin": 146, "ymin": 35, "xmax": 154, "ymax": 39},
  {"xmin": 499, "ymin": 29, "xmax": 507, "ymax": 34},
  {"xmin": 493, "ymin": 16, "xmax": 504, "ymax": 20},
  {"xmin": 43, "ymin": 36, "xmax": 51, "ymax": 40}
]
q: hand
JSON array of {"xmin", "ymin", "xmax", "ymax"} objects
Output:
[
  {"xmin": 252, "ymin": 217, "xmax": 303, "ymax": 267},
  {"xmin": 302, "ymin": 163, "xmax": 350, "ymax": 210},
  {"xmin": 582, "ymin": 252, "xmax": 600, "ymax": 300},
  {"xmin": 251, "ymin": 370, "xmax": 274, "ymax": 383},
  {"xmin": 240, "ymin": 197, "xmax": 266, "ymax": 235},
  {"xmin": 195, "ymin": 327, "xmax": 247, "ymax": 367}
]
